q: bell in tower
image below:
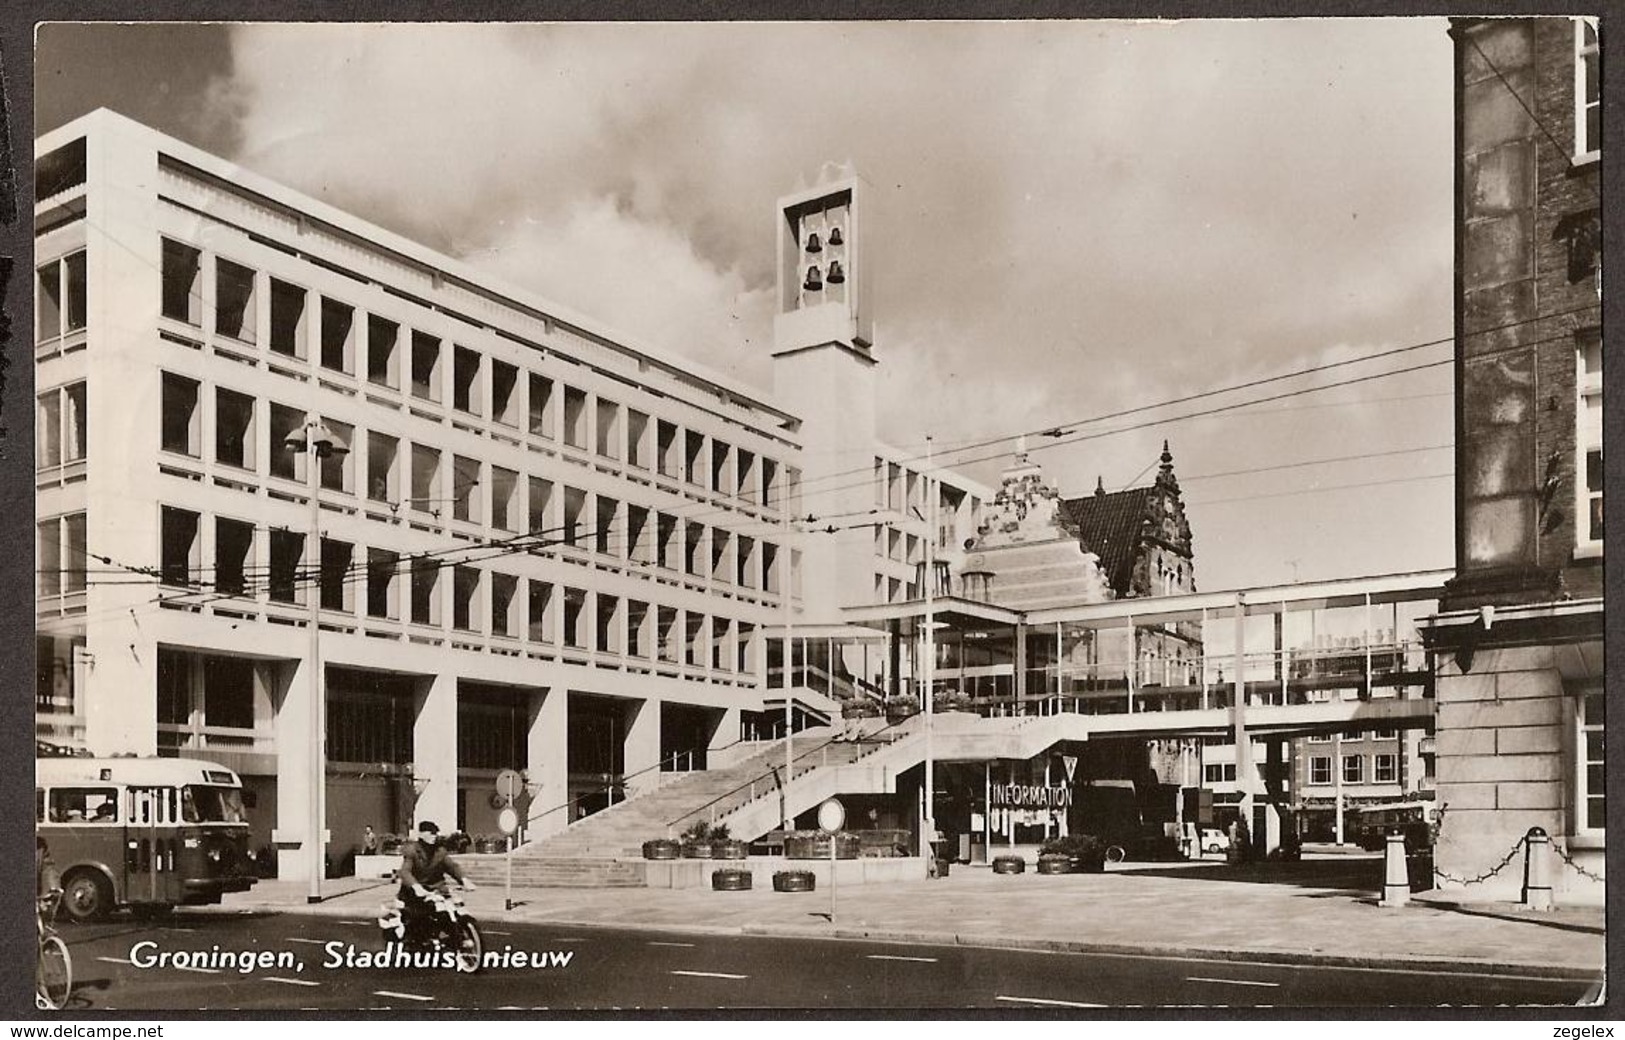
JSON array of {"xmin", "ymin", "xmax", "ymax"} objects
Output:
[
  {"xmin": 804, "ymin": 265, "xmax": 823, "ymax": 292},
  {"xmin": 826, "ymin": 260, "xmax": 845, "ymax": 285},
  {"xmin": 805, "ymin": 232, "xmax": 822, "ymax": 254}
]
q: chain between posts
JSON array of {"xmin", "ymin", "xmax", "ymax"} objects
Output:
[
  {"xmin": 1552, "ymin": 842, "xmax": 1606, "ymax": 884},
  {"xmin": 1431, "ymin": 834, "xmax": 1525, "ymax": 887}
]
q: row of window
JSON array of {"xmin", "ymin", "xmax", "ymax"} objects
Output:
[
  {"xmin": 157, "ymin": 238, "xmax": 790, "ymax": 507},
  {"xmin": 1307, "ymin": 754, "xmax": 1400, "ymax": 786},
  {"xmin": 155, "ymin": 373, "xmax": 789, "ymax": 592},
  {"xmin": 1306, "ymin": 728, "xmax": 1399, "ymax": 743},
  {"xmin": 153, "ymin": 505, "xmax": 761, "ymax": 671}
]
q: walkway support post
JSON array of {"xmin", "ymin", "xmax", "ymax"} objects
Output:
[
  {"xmin": 1522, "ymin": 827, "xmax": 1554, "ymax": 911},
  {"xmin": 1231, "ymin": 593, "xmax": 1253, "ymax": 834},
  {"xmin": 1379, "ymin": 831, "xmax": 1410, "ymax": 907}
]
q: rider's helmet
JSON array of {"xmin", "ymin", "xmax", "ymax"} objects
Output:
[{"xmin": 417, "ymin": 820, "xmax": 440, "ymax": 845}]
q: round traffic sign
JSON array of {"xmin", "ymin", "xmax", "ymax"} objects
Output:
[
  {"xmin": 495, "ymin": 768, "xmax": 523, "ymax": 805},
  {"xmin": 497, "ymin": 806, "xmax": 519, "ymax": 836},
  {"xmin": 816, "ymin": 798, "xmax": 845, "ymax": 835}
]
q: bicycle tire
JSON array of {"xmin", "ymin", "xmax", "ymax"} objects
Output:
[{"xmin": 37, "ymin": 934, "xmax": 72, "ymax": 1010}]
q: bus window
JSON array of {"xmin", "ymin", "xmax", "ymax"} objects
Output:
[
  {"xmin": 182, "ymin": 786, "xmax": 247, "ymax": 824},
  {"xmin": 49, "ymin": 787, "xmax": 119, "ymax": 823},
  {"xmin": 36, "ymin": 789, "xmax": 45, "ymax": 823}
]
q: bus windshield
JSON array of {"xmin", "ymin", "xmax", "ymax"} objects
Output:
[{"xmin": 181, "ymin": 785, "xmax": 247, "ymax": 824}]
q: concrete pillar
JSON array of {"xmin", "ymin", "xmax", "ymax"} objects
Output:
[
  {"xmin": 624, "ymin": 696, "xmax": 662, "ymax": 796},
  {"xmin": 273, "ymin": 657, "xmax": 317, "ymax": 880},
  {"xmin": 709, "ymin": 706, "xmax": 741, "ymax": 753},
  {"xmin": 412, "ymin": 672, "xmax": 458, "ymax": 830},
  {"xmin": 526, "ymin": 688, "xmax": 568, "ymax": 839}
]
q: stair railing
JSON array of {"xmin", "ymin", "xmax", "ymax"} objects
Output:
[
  {"xmin": 664, "ymin": 714, "xmax": 921, "ymax": 837},
  {"xmin": 515, "ymin": 734, "xmax": 760, "ymax": 843}
]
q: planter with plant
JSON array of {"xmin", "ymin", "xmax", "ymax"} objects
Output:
[
  {"xmin": 711, "ymin": 867, "xmax": 752, "ymax": 891},
  {"xmin": 708, "ymin": 823, "xmax": 748, "ymax": 860},
  {"xmin": 680, "ymin": 820, "xmax": 718, "ymax": 859},
  {"xmin": 841, "ymin": 699, "xmax": 882, "ymax": 720},
  {"xmin": 783, "ymin": 830, "xmax": 861, "ymax": 860},
  {"xmin": 772, "ymin": 870, "xmax": 816, "ymax": 892},
  {"xmin": 885, "ymin": 694, "xmax": 921, "ymax": 722},
  {"xmin": 1036, "ymin": 833, "xmax": 1108, "ymax": 874},
  {"xmin": 991, "ymin": 854, "xmax": 1026, "ymax": 874},
  {"xmin": 642, "ymin": 838, "xmax": 682, "ymax": 860}
]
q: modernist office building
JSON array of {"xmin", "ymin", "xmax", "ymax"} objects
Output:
[{"xmin": 33, "ymin": 111, "xmax": 989, "ymax": 878}]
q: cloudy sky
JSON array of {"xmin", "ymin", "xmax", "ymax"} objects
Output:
[{"xmin": 37, "ymin": 19, "xmax": 1458, "ymax": 590}]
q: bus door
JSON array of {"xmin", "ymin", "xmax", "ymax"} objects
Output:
[{"xmin": 125, "ymin": 786, "xmax": 178, "ymax": 904}]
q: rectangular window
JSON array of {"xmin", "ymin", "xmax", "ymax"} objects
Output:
[
  {"xmin": 411, "ymin": 445, "xmax": 441, "ymax": 516},
  {"xmin": 367, "ymin": 315, "xmax": 399, "ymax": 388},
  {"xmin": 762, "ymin": 458, "xmax": 780, "ymax": 512},
  {"xmin": 1577, "ymin": 18, "xmax": 1600, "ymax": 158},
  {"xmin": 37, "ymin": 519, "xmax": 62, "ymax": 597},
  {"xmin": 161, "ymin": 239, "xmax": 203, "ymax": 325},
  {"xmin": 685, "ymin": 611, "xmax": 706, "ymax": 668},
  {"xmin": 712, "ymin": 617, "xmax": 732, "ymax": 671},
  {"xmin": 626, "ymin": 600, "xmax": 649, "ymax": 658},
  {"xmin": 1580, "ymin": 689, "xmax": 1604, "ymax": 832},
  {"xmin": 490, "ymin": 467, "xmax": 518, "ymax": 532},
  {"xmin": 737, "ymin": 621, "xmax": 754, "ymax": 673},
  {"xmin": 657, "ymin": 513, "xmax": 678, "ymax": 570},
  {"xmin": 1309, "ymin": 757, "xmax": 1331, "ymax": 785},
  {"xmin": 36, "ymin": 391, "xmax": 62, "ymax": 469},
  {"xmin": 269, "ymin": 279, "xmax": 308, "ymax": 359},
  {"xmin": 62, "ymin": 514, "xmax": 86, "ymax": 595},
  {"xmin": 411, "ymin": 331, "xmax": 441, "ymax": 402},
  {"xmin": 528, "ymin": 580, "xmax": 554, "ymax": 643},
  {"xmin": 711, "ymin": 529, "xmax": 732, "ymax": 584},
  {"xmin": 658, "ymin": 606, "xmax": 680, "ymax": 663},
  {"xmin": 62, "ymin": 382, "xmax": 87, "ymax": 464},
  {"xmin": 320, "ymin": 538, "xmax": 353, "ymax": 612},
  {"xmin": 596, "ymin": 594, "xmax": 621, "ymax": 654},
  {"xmin": 215, "ymin": 517, "xmax": 254, "ymax": 597},
  {"xmin": 562, "ymin": 487, "xmax": 587, "ymax": 548},
  {"xmin": 528, "ymin": 477, "xmax": 554, "ymax": 542},
  {"xmin": 491, "ymin": 361, "xmax": 519, "ymax": 427},
  {"xmin": 595, "ymin": 397, "xmax": 620, "ymax": 459},
  {"xmin": 452, "ymin": 456, "xmax": 481, "ymax": 524},
  {"xmin": 595, "ymin": 496, "xmax": 618, "ymax": 556},
  {"xmin": 453, "ymin": 346, "xmax": 482, "ymax": 415},
  {"xmin": 711, "ymin": 440, "xmax": 731, "ymax": 495},
  {"xmin": 268, "ymin": 403, "xmax": 305, "ymax": 481},
  {"xmin": 161, "ymin": 373, "xmax": 201, "ymax": 457},
  {"xmin": 320, "ymin": 298, "xmax": 355, "ymax": 373},
  {"xmin": 410, "ymin": 559, "xmax": 441, "ymax": 625},
  {"xmin": 367, "ymin": 431, "xmax": 398, "ymax": 503},
  {"xmin": 1203, "ymin": 764, "xmax": 1222, "ymax": 784},
  {"xmin": 1342, "ymin": 755, "xmax": 1363, "ymax": 784},
  {"xmin": 1374, "ymin": 754, "xmax": 1397, "ymax": 784},
  {"xmin": 319, "ymin": 419, "xmax": 354, "ymax": 494},
  {"xmin": 214, "ymin": 388, "xmax": 256, "ymax": 470},
  {"xmin": 562, "ymin": 587, "xmax": 586, "ymax": 649},
  {"xmin": 1577, "ymin": 328, "xmax": 1603, "ymax": 553},
  {"xmin": 453, "ymin": 566, "xmax": 481, "ymax": 632},
  {"xmin": 269, "ymin": 530, "xmax": 303, "ymax": 604},
  {"xmin": 48, "ymin": 787, "xmax": 119, "ymax": 824},
  {"xmin": 367, "ymin": 549, "xmax": 399, "ymax": 620},
  {"xmin": 627, "ymin": 410, "xmax": 650, "ymax": 469},
  {"xmin": 1308, "ymin": 733, "xmax": 1331, "ymax": 743},
  {"xmin": 684, "ymin": 522, "xmax": 705, "ymax": 576},
  {"xmin": 626, "ymin": 505, "xmax": 651, "ymax": 566},
  {"xmin": 528, "ymin": 374, "xmax": 555, "ymax": 438},
  {"xmin": 215, "ymin": 259, "xmax": 257, "ymax": 343},
  {"xmin": 657, "ymin": 421, "xmax": 678, "ymax": 478},
  {"xmin": 36, "ymin": 251, "xmax": 87, "ymax": 342},
  {"xmin": 736, "ymin": 449, "xmax": 756, "ymax": 503},
  {"xmin": 563, "ymin": 386, "xmax": 588, "ymax": 449},
  {"xmin": 490, "ymin": 572, "xmax": 518, "ymax": 638},
  {"xmin": 685, "ymin": 430, "xmax": 706, "ymax": 485}
]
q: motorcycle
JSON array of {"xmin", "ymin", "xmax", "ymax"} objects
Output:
[{"xmin": 378, "ymin": 885, "xmax": 485, "ymax": 973}]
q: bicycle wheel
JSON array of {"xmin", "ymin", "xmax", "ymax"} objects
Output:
[
  {"xmin": 453, "ymin": 918, "xmax": 483, "ymax": 974},
  {"xmin": 37, "ymin": 934, "xmax": 72, "ymax": 1010}
]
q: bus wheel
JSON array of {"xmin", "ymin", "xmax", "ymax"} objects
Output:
[{"xmin": 60, "ymin": 871, "xmax": 112, "ymax": 923}]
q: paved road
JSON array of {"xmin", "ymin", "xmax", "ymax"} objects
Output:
[{"xmin": 53, "ymin": 910, "xmax": 1599, "ymax": 1011}]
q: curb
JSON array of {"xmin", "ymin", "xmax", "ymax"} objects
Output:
[{"xmin": 234, "ymin": 897, "xmax": 1603, "ymax": 981}]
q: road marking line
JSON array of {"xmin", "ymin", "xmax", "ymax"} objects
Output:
[
  {"xmin": 1187, "ymin": 976, "xmax": 1281, "ymax": 988},
  {"xmin": 996, "ymin": 995, "xmax": 1105, "ymax": 1008},
  {"xmin": 286, "ymin": 938, "xmax": 328, "ymax": 945},
  {"xmin": 867, "ymin": 954, "xmax": 938, "ymax": 963},
  {"xmin": 649, "ymin": 941, "xmax": 696, "ymax": 948},
  {"xmin": 374, "ymin": 990, "xmax": 434, "ymax": 1002},
  {"xmin": 486, "ymin": 930, "xmax": 513, "ymax": 936},
  {"xmin": 265, "ymin": 977, "xmax": 319, "ymax": 987},
  {"xmin": 98, "ymin": 957, "xmax": 133, "ymax": 965},
  {"xmin": 670, "ymin": 970, "xmax": 748, "ymax": 980},
  {"xmin": 554, "ymin": 936, "xmax": 586, "ymax": 942},
  {"xmin": 96, "ymin": 956, "xmax": 217, "ymax": 975}
]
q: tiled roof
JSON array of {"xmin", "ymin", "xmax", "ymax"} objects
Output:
[{"xmin": 1063, "ymin": 488, "xmax": 1154, "ymax": 598}]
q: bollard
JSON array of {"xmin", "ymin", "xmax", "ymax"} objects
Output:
[
  {"xmin": 1379, "ymin": 831, "xmax": 1409, "ymax": 907},
  {"xmin": 1522, "ymin": 826, "xmax": 1554, "ymax": 911}
]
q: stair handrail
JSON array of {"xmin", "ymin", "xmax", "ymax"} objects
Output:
[
  {"xmin": 517, "ymin": 735, "xmax": 760, "ymax": 839},
  {"xmin": 663, "ymin": 714, "xmax": 922, "ymax": 835}
]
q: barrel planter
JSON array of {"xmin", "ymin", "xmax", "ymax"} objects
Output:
[
  {"xmin": 991, "ymin": 855, "xmax": 1026, "ymax": 875},
  {"xmin": 1035, "ymin": 855, "xmax": 1076, "ymax": 875},
  {"xmin": 933, "ymin": 858, "xmax": 951, "ymax": 879},
  {"xmin": 681, "ymin": 841, "xmax": 716, "ymax": 859},
  {"xmin": 772, "ymin": 870, "xmax": 816, "ymax": 893},
  {"xmin": 475, "ymin": 837, "xmax": 504, "ymax": 854},
  {"xmin": 784, "ymin": 834, "xmax": 861, "ymax": 860},
  {"xmin": 711, "ymin": 839, "xmax": 749, "ymax": 860},
  {"xmin": 711, "ymin": 868, "xmax": 752, "ymax": 891},
  {"xmin": 642, "ymin": 839, "xmax": 681, "ymax": 861}
]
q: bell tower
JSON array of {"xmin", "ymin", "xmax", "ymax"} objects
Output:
[{"xmin": 772, "ymin": 164, "xmax": 879, "ymax": 618}]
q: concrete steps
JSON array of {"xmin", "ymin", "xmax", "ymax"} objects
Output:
[{"xmin": 455, "ymin": 853, "xmax": 647, "ymax": 888}]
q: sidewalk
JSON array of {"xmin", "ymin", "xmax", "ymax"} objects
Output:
[{"xmin": 213, "ymin": 860, "xmax": 1605, "ymax": 979}]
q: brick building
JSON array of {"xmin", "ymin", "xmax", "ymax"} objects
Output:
[{"xmin": 1421, "ymin": 17, "xmax": 1604, "ymax": 899}]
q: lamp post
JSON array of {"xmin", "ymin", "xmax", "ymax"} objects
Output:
[
  {"xmin": 922, "ymin": 437, "xmax": 936, "ymax": 870},
  {"xmin": 284, "ymin": 419, "xmax": 349, "ymax": 903},
  {"xmin": 782, "ymin": 491, "xmax": 794, "ymax": 830}
]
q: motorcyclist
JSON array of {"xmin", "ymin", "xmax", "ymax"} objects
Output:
[{"xmin": 396, "ymin": 821, "xmax": 473, "ymax": 941}]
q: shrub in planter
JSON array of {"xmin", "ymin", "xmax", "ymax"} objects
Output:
[
  {"xmin": 992, "ymin": 854, "xmax": 1026, "ymax": 874},
  {"xmin": 642, "ymin": 838, "xmax": 681, "ymax": 860},
  {"xmin": 711, "ymin": 867, "xmax": 752, "ymax": 891},
  {"xmin": 885, "ymin": 695, "xmax": 921, "ymax": 720},
  {"xmin": 772, "ymin": 870, "xmax": 816, "ymax": 893},
  {"xmin": 445, "ymin": 831, "xmax": 473, "ymax": 854},
  {"xmin": 711, "ymin": 840, "xmax": 749, "ymax": 860},
  {"xmin": 680, "ymin": 820, "xmax": 717, "ymax": 859},
  {"xmin": 379, "ymin": 835, "xmax": 404, "ymax": 856},
  {"xmin": 932, "ymin": 690, "xmax": 976, "ymax": 714},
  {"xmin": 1035, "ymin": 855, "xmax": 1075, "ymax": 875},
  {"xmin": 1037, "ymin": 834, "xmax": 1107, "ymax": 873},
  {"xmin": 841, "ymin": 699, "xmax": 882, "ymax": 719}
]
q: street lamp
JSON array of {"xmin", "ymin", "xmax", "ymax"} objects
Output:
[{"xmin": 284, "ymin": 419, "xmax": 349, "ymax": 903}]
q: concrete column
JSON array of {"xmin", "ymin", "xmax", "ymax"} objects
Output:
[
  {"xmin": 273, "ymin": 657, "xmax": 316, "ymax": 880},
  {"xmin": 411, "ymin": 672, "xmax": 458, "ymax": 829},
  {"xmin": 526, "ymin": 688, "xmax": 568, "ymax": 839},
  {"xmin": 624, "ymin": 697, "xmax": 662, "ymax": 789}
]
